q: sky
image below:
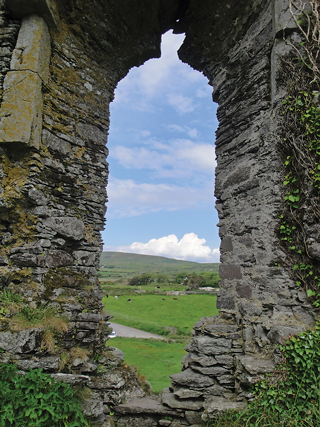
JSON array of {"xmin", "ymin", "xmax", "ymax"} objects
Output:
[{"xmin": 101, "ymin": 31, "xmax": 220, "ymax": 263}]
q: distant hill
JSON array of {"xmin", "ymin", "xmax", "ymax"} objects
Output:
[{"xmin": 99, "ymin": 251, "xmax": 219, "ymax": 281}]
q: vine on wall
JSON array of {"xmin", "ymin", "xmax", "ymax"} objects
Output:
[{"xmin": 279, "ymin": 0, "xmax": 320, "ymax": 307}]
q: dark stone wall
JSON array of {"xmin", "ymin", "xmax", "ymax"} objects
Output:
[{"xmin": 0, "ymin": 0, "xmax": 317, "ymax": 425}]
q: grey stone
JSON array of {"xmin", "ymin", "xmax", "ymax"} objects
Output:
[
  {"xmin": 161, "ymin": 388, "xmax": 203, "ymax": 410},
  {"xmin": 173, "ymin": 387, "xmax": 203, "ymax": 399},
  {"xmin": 42, "ymin": 130, "xmax": 71, "ymax": 155},
  {"xmin": 188, "ymin": 336, "xmax": 232, "ymax": 356},
  {"xmin": 267, "ymin": 326, "xmax": 302, "ymax": 344},
  {"xmin": 45, "ymin": 250, "xmax": 74, "ymax": 267},
  {"xmin": 215, "ymin": 355, "xmax": 234, "ymax": 368},
  {"xmin": 77, "ymin": 313, "xmax": 102, "ymax": 322},
  {"xmin": 16, "ymin": 356, "xmax": 60, "ymax": 371},
  {"xmin": 42, "ymin": 217, "xmax": 85, "ymax": 240},
  {"xmin": 220, "ymin": 236, "xmax": 233, "ymax": 253},
  {"xmin": 51, "ymin": 373, "xmax": 90, "ymax": 385},
  {"xmin": 185, "ymin": 411, "xmax": 204, "ymax": 425},
  {"xmin": 219, "ymin": 264, "xmax": 242, "ymax": 280},
  {"xmin": 236, "ymin": 355, "xmax": 275, "ymax": 375},
  {"xmin": 236, "ymin": 283, "xmax": 252, "ymax": 298},
  {"xmin": 0, "ymin": 328, "xmax": 43, "ymax": 353},
  {"xmin": 192, "ymin": 365, "xmax": 228, "ymax": 376},
  {"xmin": 117, "ymin": 416, "xmax": 157, "ymax": 427},
  {"xmin": 0, "ymin": 255, "xmax": 8, "ymax": 265},
  {"xmin": 73, "ymin": 250, "xmax": 97, "ymax": 266},
  {"xmin": 10, "ymin": 253, "xmax": 44, "ymax": 267},
  {"xmin": 203, "ymin": 397, "xmax": 247, "ymax": 419},
  {"xmin": 82, "ymin": 399, "xmax": 104, "ymax": 418},
  {"xmin": 114, "ymin": 397, "xmax": 182, "ymax": 417},
  {"xmin": 170, "ymin": 369, "xmax": 214, "ymax": 388}
]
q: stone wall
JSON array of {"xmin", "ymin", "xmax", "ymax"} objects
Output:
[{"xmin": 0, "ymin": 0, "xmax": 317, "ymax": 425}]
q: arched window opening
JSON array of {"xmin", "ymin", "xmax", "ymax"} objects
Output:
[{"xmin": 102, "ymin": 31, "xmax": 219, "ymax": 264}]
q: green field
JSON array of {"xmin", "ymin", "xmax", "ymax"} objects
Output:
[
  {"xmin": 103, "ymin": 293, "xmax": 218, "ymax": 337},
  {"xmin": 100, "ymin": 252, "xmax": 219, "ymax": 393},
  {"xmin": 110, "ymin": 337, "xmax": 187, "ymax": 394}
]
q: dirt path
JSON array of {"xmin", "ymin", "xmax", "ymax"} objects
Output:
[{"xmin": 109, "ymin": 322, "xmax": 165, "ymax": 340}]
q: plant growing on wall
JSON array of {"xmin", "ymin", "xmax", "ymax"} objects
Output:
[
  {"xmin": 0, "ymin": 363, "xmax": 89, "ymax": 426},
  {"xmin": 278, "ymin": 0, "xmax": 320, "ymax": 307}
]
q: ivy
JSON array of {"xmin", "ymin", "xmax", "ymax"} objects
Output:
[{"xmin": 0, "ymin": 364, "xmax": 89, "ymax": 426}]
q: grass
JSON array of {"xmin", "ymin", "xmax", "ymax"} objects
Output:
[
  {"xmin": 103, "ymin": 293, "xmax": 218, "ymax": 337},
  {"xmin": 110, "ymin": 337, "xmax": 187, "ymax": 394}
]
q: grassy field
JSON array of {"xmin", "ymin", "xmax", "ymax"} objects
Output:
[
  {"xmin": 99, "ymin": 251, "xmax": 219, "ymax": 283},
  {"xmin": 103, "ymin": 293, "xmax": 218, "ymax": 337},
  {"xmin": 109, "ymin": 337, "xmax": 187, "ymax": 394}
]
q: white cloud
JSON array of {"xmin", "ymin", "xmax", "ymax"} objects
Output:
[
  {"xmin": 167, "ymin": 124, "xmax": 199, "ymax": 138},
  {"xmin": 106, "ymin": 178, "xmax": 214, "ymax": 217},
  {"xmin": 110, "ymin": 139, "xmax": 216, "ymax": 180},
  {"xmin": 167, "ymin": 94, "xmax": 195, "ymax": 114},
  {"xmin": 196, "ymin": 87, "xmax": 212, "ymax": 98},
  {"xmin": 104, "ymin": 233, "xmax": 220, "ymax": 263}
]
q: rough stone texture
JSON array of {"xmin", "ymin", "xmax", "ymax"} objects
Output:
[{"xmin": 0, "ymin": 0, "xmax": 317, "ymax": 426}]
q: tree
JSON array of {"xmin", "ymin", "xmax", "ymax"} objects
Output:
[{"xmin": 128, "ymin": 273, "xmax": 154, "ymax": 286}]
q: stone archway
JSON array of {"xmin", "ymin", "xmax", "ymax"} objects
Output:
[{"xmin": 0, "ymin": 0, "xmax": 317, "ymax": 425}]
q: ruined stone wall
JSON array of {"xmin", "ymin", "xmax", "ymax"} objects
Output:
[{"xmin": 0, "ymin": 0, "xmax": 317, "ymax": 426}]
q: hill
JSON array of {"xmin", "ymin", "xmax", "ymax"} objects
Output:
[{"xmin": 99, "ymin": 251, "xmax": 219, "ymax": 282}]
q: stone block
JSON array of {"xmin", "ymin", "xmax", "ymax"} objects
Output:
[
  {"xmin": 11, "ymin": 15, "xmax": 51, "ymax": 83},
  {"xmin": 42, "ymin": 130, "xmax": 71, "ymax": 155},
  {"xmin": 0, "ymin": 70, "xmax": 43, "ymax": 148},
  {"xmin": 51, "ymin": 373, "xmax": 90, "ymax": 385},
  {"xmin": 203, "ymin": 397, "xmax": 247, "ymax": 419},
  {"xmin": 273, "ymin": 0, "xmax": 305, "ymax": 37},
  {"xmin": 219, "ymin": 264, "xmax": 242, "ymax": 280},
  {"xmin": 185, "ymin": 410, "xmax": 204, "ymax": 425},
  {"xmin": 42, "ymin": 217, "xmax": 85, "ymax": 240},
  {"xmin": 236, "ymin": 283, "xmax": 252, "ymax": 298},
  {"xmin": 76, "ymin": 122, "xmax": 106, "ymax": 145},
  {"xmin": 10, "ymin": 252, "xmax": 44, "ymax": 267},
  {"xmin": 0, "ymin": 328, "xmax": 43, "ymax": 353},
  {"xmin": 189, "ymin": 336, "xmax": 232, "ymax": 356},
  {"xmin": 192, "ymin": 365, "xmax": 228, "ymax": 376},
  {"xmin": 73, "ymin": 250, "xmax": 97, "ymax": 266},
  {"xmin": 216, "ymin": 296, "xmax": 235, "ymax": 310},
  {"xmin": 16, "ymin": 356, "xmax": 60, "ymax": 371},
  {"xmin": 220, "ymin": 236, "xmax": 233, "ymax": 253},
  {"xmin": 45, "ymin": 250, "xmax": 74, "ymax": 267},
  {"xmin": 170, "ymin": 369, "xmax": 214, "ymax": 388},
  {"xmin": 162, "ymin": 388, "xmax": 204, "ymax": 410}
]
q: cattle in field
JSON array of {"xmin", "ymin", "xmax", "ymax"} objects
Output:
[
  {"xmin": 114, "ymin": 296, "xmax": 118, "ymax": 300},
  {"xmin": 173, "ymin": 298, "xmax": 178, "ymax": 300},
  {"xmin": 127, "ymin": 299, "xmax": 131, "ymax": 303}
]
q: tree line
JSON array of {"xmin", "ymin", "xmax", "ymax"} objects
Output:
[{"xmin": 128, "ymin": 271, "xmax": 220, "ymax": 290}]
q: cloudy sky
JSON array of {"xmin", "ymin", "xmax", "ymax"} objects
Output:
[{"xmin": 101, "ymin": 31, "xmax": 220, "ymax": 263}]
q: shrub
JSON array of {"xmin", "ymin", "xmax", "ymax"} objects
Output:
[{"xmin": 0, "ymin": 363, "xmax": 89, "ymax": 426}]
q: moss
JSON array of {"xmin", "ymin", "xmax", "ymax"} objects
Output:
[{"xmin": 43, "ymin": 268, "xmax": 94, "ymax": 296}]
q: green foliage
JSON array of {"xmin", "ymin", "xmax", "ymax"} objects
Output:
[
  {"xmin": 209, "ymin": 325, "xmax": 320, "ymax": 427},
  {"xmin": 128, "ymin": 273, "xmax": 154, "ymax": 287},
  {"xmin": 0, "ymin": 363, "xmax": 89, "ymax": 426}
]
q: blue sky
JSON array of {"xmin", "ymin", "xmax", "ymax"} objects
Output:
[{"xmin": 101, "ymin": 31, "xmax": 220, "ymax": 263}]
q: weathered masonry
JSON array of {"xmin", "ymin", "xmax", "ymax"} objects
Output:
[{"xmin": 0, "ymin": 0, "xmax": 317, "ymax": 425}]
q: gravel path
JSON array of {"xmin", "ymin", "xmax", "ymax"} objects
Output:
[{"xmin": 109, "ymin": 322, "xmax": 165, "ymax": 340}]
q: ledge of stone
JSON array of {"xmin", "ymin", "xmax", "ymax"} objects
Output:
[{"xmin": 114, "ymin": 397, "xmax": 183, "ymax": 418}]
